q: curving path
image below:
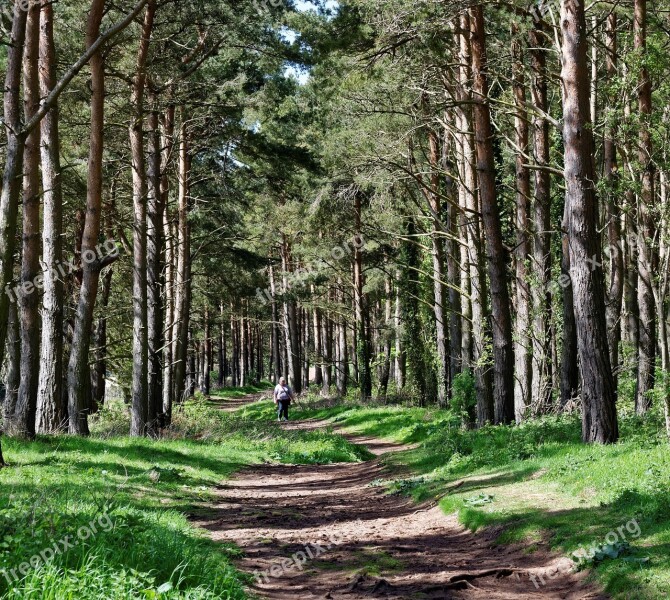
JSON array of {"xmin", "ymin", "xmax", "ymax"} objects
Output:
[{"xmin": 194, "ymin": 395, "xmax": 607, "ymax": 599}]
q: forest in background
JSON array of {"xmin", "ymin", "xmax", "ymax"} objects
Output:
[{"xmin": 1, "ymin": 0, "xmax": 670, "ymax": 454}]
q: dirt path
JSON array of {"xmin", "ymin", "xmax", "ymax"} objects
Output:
[{"xmin": 195, "ymin": 396, "xmax": 606, "ymax": 599}]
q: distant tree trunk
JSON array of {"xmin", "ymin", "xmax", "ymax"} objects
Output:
[
  {"xmin": 604, "ymin": 12, "xmax": 623, "ymax": 392},
  {"xmin": 512, "ymin": 23, "xmax": 532, "ymax": 423},
  {"xmin": 244, "ymin": 316, "xmax": 249, "ymax": 384},
  {"xmin": 203, "ymin": 308, "xmax": 211, "ymax": 395},
  {"xmin": 161, "ymin": 106, "xmax": 176, "ymax": 423},
  {"xmin": 421, "ymin": 116, "xmax": 449, "ymax": 406},
  {"xmin": 218, "ymin": 318, "xmax": 225, "ymax": 387},
  {"xmin": 378, "ymin": 276, "xmax": 392, "ymax": 397},
  {"xmin": 560, "ymin": 0, "xmax": 618, "ymax": 443},
  {"xmin": 171, "ymin": 119, "xmax": 191, "ymax": 404},
  {"xmin": 335, "ymin": 278, "xmax": 349, "ymax": 398},
  {"xmin": 560, "ymin": 208, "xmax": 579, "ymax": 406},
  {"xmin": 529, "ymin": 12, "xmax": 553, "ymax": 411},
  {"xmin": 67, "ymin": 0, "xmax": 106, "ymax": 436},
  {"xmin": 322, "ymin": 313, "xmax": 333, "ymax": 395},
  {"xmin": 634, "ymin": 0, "xmax": 657, "ymax": 415},
  {"xmin": 91, "ymin": 265, "xmax": 112, "ymax": 412},
  {"xmin": 187, "ymin": 329, "xmax": 196, "ymax": 397},
  {"xmin": 270, "ymin": 265, "xmax": 282, "ymax": 382},
  {"xmin": 446, "ymin": 165, "xmax": 462, "ymax": 389},
  {"xmin": 129, "ymin": 0, "xmax": 156, "ymax": 437},
  {"xmin": 470, "ymin": 5, "xmax": 515, "ymax": 424},
  {"xmin": 230, "ymin": 314, "xmax": 238, "ymax": 386},
  {"xmin": 301, "ymin": 309, "xmax": 309, "ymax": 389},
  {"xmin": 393, "ymin": 273, "xmax": 405, "ymax": 391},
  {"xmin": 146, "ymin": 91, "xmax": 164, "ymax": 434},
  {"xmin": 353, "ymin": 194, "xmax": 372, "ymax": 399},
  {"xmin": 36, "ymin": 0, "xmax": 65, "ymax": 433},
  {"xmin": 312, "ymin": 302, "xmax": 323, "ymax": 386},
  {"xmin": 281, "ymin": 239, "xmax": 301, "ymax": 392},
  {"xmin": 14, "ymin": 0, "xmax": 42, "ymax": 438}
]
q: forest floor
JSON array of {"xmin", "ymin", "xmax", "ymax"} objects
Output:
[{"xmin": 194, "ymin": 394, "xmax": 606, "ymax": 600}]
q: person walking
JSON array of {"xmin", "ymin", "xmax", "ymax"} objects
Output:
[{"xmin": 273, "ymin": 377, "xmax": 294, "ymax": 421}]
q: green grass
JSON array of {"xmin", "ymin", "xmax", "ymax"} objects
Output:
[
  {"xmin": 289, "ymin": 393, "xmax": 670, "ymax": 600},
  {"xmin": 0, "ymin": 395, "xmax": 370, "ymax": 599}
]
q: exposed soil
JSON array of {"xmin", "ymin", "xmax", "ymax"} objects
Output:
[{"xmin": 194, "ymin": 395, "xmax": 607, "ymax": 599}]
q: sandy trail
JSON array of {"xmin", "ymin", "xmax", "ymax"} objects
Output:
[{"xmin": 194, "ymin": 395, "xmax": 607, "ymax": 599}]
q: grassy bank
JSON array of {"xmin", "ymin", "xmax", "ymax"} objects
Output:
[
  {"xmin": 0, "ymin": 390, "xmax": 369, "ymax": 599},
  {"xmin": 281, "ymin": 393, "xmax": 670, "ymax": 600}
]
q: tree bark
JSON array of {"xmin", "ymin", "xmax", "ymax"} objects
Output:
[
  {"xmin": 14, "ymin": 0, "xmax": 41, "ymax": 439},
  {"xmin": 91, "ymin": 265, "xmax": 112, "ymax": 412},
  {"xmin": 560, "ymin": 0, "xmax": 618, "ymax": 443},
  {"xmin": 129, "ymin": 0, "xmax": 156, "ymax": 437},
  {"xmin": 161, "ymin": 105, "xmax": 176, "ymax": 424},
  {"xmin": 420, "ymin": 113, "xmax": 449, "ymax": 406},
  {"xmin": 470, "ymin": 5, "xmax": 515, "ymax": 424},
  {"xmin": 604, "ymin": 12, "xmax": 623, "ymax": 392},
  {"xmin": 281, "ymin": 239, "xmax": 301, "ymax": 392},
  {"xmin": 0, "ymin": 2, "xmax": 28, "ymax": 407},
  {"xmin": 36, "ymin": 0, "xmax": 65, "ymax": 433},
  {"xmin": 353, "ymin": 194, "xmax": 371, "ymax": 399},
  {"xmin": 511, "ymin": 23, "xmax": 532, "ymax": 423},
  {"xmin": 529, "ymin": 12, "xmax": 553, "ymax": 411},
  {"xmin": 4, "ymin": 301, "xmax": 21, "ymax": 427},
  {"xmin": 171, "ymin": 118, "xmax": 191, "ymax": 404},
  {"xmin": 634, "ymin": 0, "xmax": 657, "ymax": 415},
  {"xmin": 67, "ymin": 0, "xmax": 106, "ymax": 435},
  {"xmin": 456, "ymin": 12, "xmax": 492, "ymax": 424}
]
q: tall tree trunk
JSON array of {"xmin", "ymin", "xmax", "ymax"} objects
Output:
[
  {"xmin": 36, "ymin": 0, "xmax": 65, "ymax": 433},
  {"xmin": 203, "ymin": 308, "xmax": 211, "ymax": 394},
  {"xmin": 634, "ymin": 0, "xmax": 657, "ymax": 415},
  {"xmin": 457, "ymin": 12, "xmax": 493, "ymax": 424},
  {"xmin": 171, "ymin": 118, "xmax": 191, "ymax": 404},
  {"xmin": 393, "ymin": 272, "xmax": 405, "ymax": 391},
  {"xmin": 129, "ymin": 0, "xmax": 156, "ymax": 437},
  {"xmin": 146, "ymin": 91, "xmax": 164, "ymax": 434},
  {"xmin": 281, "ymin": 239, "xmax": 301, "ymax": 392},
  {"xmin": 353, "ymin": 194, "xmax": 371, "ymax": 399},
  {"xmin": 218, "ymin": 313, "xmax": 226, "ymax": 387},
  {"xmin": 604, "ymin": 12, "xmax": 623, "ymax": 391},
  {"xmin": 14, "ymin": 0, "xmax": 41, "ymax": 439},
  {"xmin": 322, "ymin": 313, "xmax": 333, "ymax": 395},
  {"xmin": 161, "ymin": 106, "xmax": 176, "ymax": 424},
  {"xmin": 312, "ymin": 301, "xmax": 323, "ymax": 386},
  {"xmin": 512, "ymin": 23, "xmax": 532, "ymax": 423},
  {"xmin": 560, "ymin": 207, "xmax": 579, "ymax": 405},
  {"xmin": 560, "ymin": 0, "xmax": 618, "ymax": 443},
  {"xmin": 421, "ymin": 115, "xmax": 449, "ymax": 406},
  {"xmin": 0, "ymin": 2, "xmax": 28, "ymax": 381},
  {"xmin": 67, "ymin": 0, "xmax": 106, "ymax": 435},
  {"xmin": 270, "ymin": 265, "xmax": 282, "ymax": 382},
  {"xmin": 470, "ymin": 5, "xmax": 515, "ymax": 424},
  {"xmin": 529, "ymin": 12, "xmax": 553, "ymax": 411},
  {"xmin": 378, "ymin": 276, "xmax": 392, "ymax": 397}
]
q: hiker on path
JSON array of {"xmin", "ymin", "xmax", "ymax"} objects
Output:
[{"xmin": 273, "ymin": 377, "xmax": 294, "ymax": 421}]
